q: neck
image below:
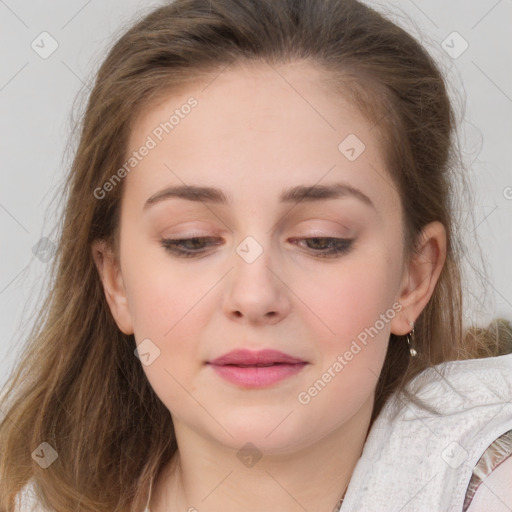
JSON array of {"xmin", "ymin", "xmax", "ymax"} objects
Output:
[{"xmin": 150, "ymin": 396, "xmax": 374, "ymax": 512}]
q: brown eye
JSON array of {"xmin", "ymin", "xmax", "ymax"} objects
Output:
[
  {"xmin": 290, "ymin": 237, "xmax": 354, "ymax": 258},
  {"xmin": 160, "ymin": 237, "xmax": 223, "ymax": 258}
]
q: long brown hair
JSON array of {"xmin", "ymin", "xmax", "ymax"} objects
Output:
[{"xmin": 1, "ymin": 1, "xmax": 510, "ymax": 510}]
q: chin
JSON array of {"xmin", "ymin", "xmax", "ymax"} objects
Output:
[{"xmin": 197, "ymin": 409, "xmax": 319, "ymax": 457}]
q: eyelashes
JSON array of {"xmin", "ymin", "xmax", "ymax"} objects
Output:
[
  {"xmin": 159, "ymin": 236, "xmax": 354, "ymax": 259},
  {"xmin": 160, "ymin": 236, "xmax": 223, "ymax": 258}
]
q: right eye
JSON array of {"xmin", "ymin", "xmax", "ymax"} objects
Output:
[{"xmin": 159, "ymin": 236, "xmax": 223, "ymax": 258}]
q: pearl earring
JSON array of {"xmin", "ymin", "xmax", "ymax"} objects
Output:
[{"xmin": 406, "ymin": 321, "xmax": 417, "ymax": 357}]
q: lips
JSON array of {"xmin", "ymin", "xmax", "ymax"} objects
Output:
[
  {"xmin": 207, "ymin": 349, "xmax": 308, "ymax": 388},
  {"xmin": 209, "ymin": 349, "xmax": 306, "ymax": 366}
]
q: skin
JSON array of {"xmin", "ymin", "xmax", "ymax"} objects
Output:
[{"xmin": 92, "ymin": 60, "xmax": 446, "ymax": 512}]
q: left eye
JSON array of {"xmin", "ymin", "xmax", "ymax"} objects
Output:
[
  {"xmin": 289, "ymin": 237, "xmax": 354, "ymax": 258},
  {"xmin": 160, "ymin": 236, "xmax": 354, "ymax": 259}
]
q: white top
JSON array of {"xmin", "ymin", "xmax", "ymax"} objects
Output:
[
  {"xmin": 340, "ymin": 352, "xmax": 512, "ymax": 511},
  {"xmin": 17, "ymin": 353, "xmax": 512, "ymax": 511}
]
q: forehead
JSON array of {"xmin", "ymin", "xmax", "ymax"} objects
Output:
[{"xmin": 123, "ymin": 60, "xmax": 399, "ymax": 215}]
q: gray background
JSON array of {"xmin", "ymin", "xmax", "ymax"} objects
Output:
[{"xmin": 1, "ymin": 0, "xmax": 511, "ymax": 390}]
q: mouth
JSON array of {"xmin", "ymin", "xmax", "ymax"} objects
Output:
[
  {"xmin": 208, "ymin": 349, "xmax": 306, "ymax": 366},
  {"xmin": 221, "ymin": 362, "xmax": 298, "ymax": 367},
  {"xmin": 207, "ymin": 349, "xmax": 308, "ymax": 388}
]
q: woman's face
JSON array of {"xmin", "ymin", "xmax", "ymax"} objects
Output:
[{"xmin": 100, "ymin": 60, "xmax": 411, "ymax": 454}]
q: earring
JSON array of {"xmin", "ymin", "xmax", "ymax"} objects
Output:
[{"xmin": 406, "ymin": 321, "xmax": 417, "ymax": 357}]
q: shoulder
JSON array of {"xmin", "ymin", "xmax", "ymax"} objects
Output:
[
  {"xmin": 466, "ymin": 456, "xmax": 512, "ymax": 512},
  {"xmin": 346, "ymin": 355, "xmax": 512, "ymax": 509},
  {"xmin": 387, "ymin": 352, "xmax": 512, "ymax": 422}
]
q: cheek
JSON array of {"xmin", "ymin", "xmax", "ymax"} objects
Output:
[
  {"xmin": 298, "ymin": 256, "xmax": 398, "ymax": 345},
  {"xmin": 122, "ymin": 249, "xmax": 214, "ymax": 369},
  {"xmin": 129, "ymin": 268, "xmax": 206, "ymax": 414},
  {"xmin": 123, "ymin": 244, "xmax": 211, "ymax": 339},
  {"xmin": 297, "ymin": 275, "xmax": 391, "ymax": 436},
  {"xmin": 294, "ymin": 252, "xmax": 399, "ymax": 407}
]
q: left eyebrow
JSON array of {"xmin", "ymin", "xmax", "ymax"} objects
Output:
[{"xmin": 143, "ymin": 182, "xmax": 376, "ymax": 211}]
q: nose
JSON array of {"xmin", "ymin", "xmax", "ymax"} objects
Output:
[{"xmin": 222, "ymin": 237, "xmax": 292, "ymax": 326}]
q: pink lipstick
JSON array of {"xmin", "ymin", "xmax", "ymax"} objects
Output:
[{"xmin": 207, "ymin": 349, "xmax": 308, "ymax": 388}]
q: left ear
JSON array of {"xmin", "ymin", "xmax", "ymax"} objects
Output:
[{"xmin": 391, "ymin": 221, "xmax": 447, "ymax": 336}]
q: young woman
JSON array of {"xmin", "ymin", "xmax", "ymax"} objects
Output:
[{"xmin": 1, "ymin": 1, "xmax": 511, "ymax": 511}]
